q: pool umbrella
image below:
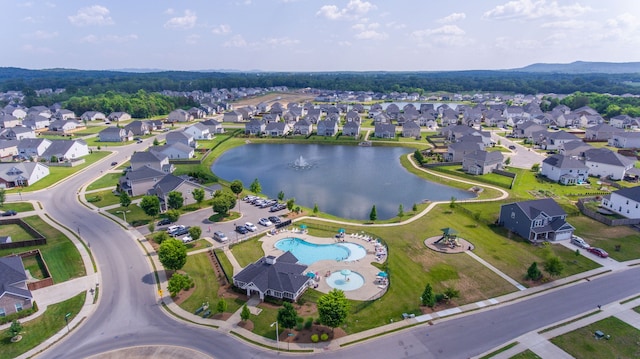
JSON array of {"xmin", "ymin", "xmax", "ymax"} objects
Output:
[
  {"xmin": 340, "ymin": 269, "xmax": 352, "ymax": 279},
  {"xmin": 338, "ymin": 228, "xmax": 345, "ymax": 233},
  {"xmin": 300, "ymin": 224, "xmax": 307, "ymax": 229},
  {"xmin": 377, "ymin": 271, "xmax": 388, "ymax": 278},
  {"xmin": 306, "ymin": 272, "xmax": 316, "ymax": 278}
]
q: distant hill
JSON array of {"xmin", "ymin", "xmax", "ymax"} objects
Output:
[{"xmin": 512, "ymin": 61, "xmax": 640, "ymax": 74}]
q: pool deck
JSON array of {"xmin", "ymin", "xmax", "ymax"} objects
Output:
[{"xmin": 259, "ymin": 230, "xmax": 388, "ymax": 301}]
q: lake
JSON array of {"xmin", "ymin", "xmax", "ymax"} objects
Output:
[{"xmin": 210, "ymin": 143, "xmax": 475, "ymax": 220}]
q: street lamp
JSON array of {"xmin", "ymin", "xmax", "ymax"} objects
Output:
[
  {"xmin": 64, "ymin": 312, "xmax": 72, "ymax": 332},
  {"xmin": 270, "ymin": 321, "xmax": 279, "ymax": 351}
]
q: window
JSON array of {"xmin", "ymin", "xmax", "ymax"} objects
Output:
[
  {"xmin": 0, "ymin": 307, "xmax": 5, "ymax": 317},
  {"xmin": 534, "ymin": 219, "xmax": 544, "ymax": 227},
  {"xmin": 15, "ymin": 303, "xmax": 23, "ymax": 312}
]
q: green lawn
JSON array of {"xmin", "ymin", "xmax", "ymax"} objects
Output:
[
  {"xmin": 107, "ymin": 205, "xmax": 152, "ymax": 227},
  {"xmin": 550, "ymin": 316, "xmax": 640, "ymax": 359},
  {"xmin": 0, "ymin": 291, "xmax": 86, "ymax": 359},
  {"xmin": 231, "ymin": 237, "xmax": 266, "ymax": 267},
  {"xmin": 1, "ymin": 202, "xmax": 35, "ymax": 213},
  {"xmin": 215, "ymin": 249, "xmax": 235, "ymax": 279},
  {"xmin": 85, "ymin": 189, "xmax": 122, "ymax": 207},
  {"xmin": 1, "ymin": 224, "xmax": 33, "ymax": 241},
  {"xmin": 571, "ymin": 216, "xmax": 640, "ymax": 261},
  {"xmin": 509, "ymin": 349, "xmax": 542, "ymax": 359},
  {"xmin": 86, "ymin": 172, "xmax": 122, "ymax": 191},
  {"xmin": 0, "ymin": 215, "xmax": 85, "ymax": 282}
]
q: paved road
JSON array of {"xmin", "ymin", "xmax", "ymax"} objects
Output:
[
  {"xmin": 9, "ymin": 135, "xmax": 638, "ymax": 359},
  {"xmin": 491, "ymin": 131, "xmax": 545, "ymax": 169}
]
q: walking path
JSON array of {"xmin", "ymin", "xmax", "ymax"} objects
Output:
[{"xmin": 466, "ymin": 251, "xmax": 527, "ymax": 291}]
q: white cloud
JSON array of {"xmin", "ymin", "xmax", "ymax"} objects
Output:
[
  {"xmin": 186, "ymin": 34, "xmax": 200, "ymax": 45},
  {"xmin": 354, "ymin": 30, "xmax": 388, "ymax": 40},
  {"xmin": 164, "ymin": 10, "xmax": 197, "ymax": 30},
  {"xmin": 164, "ymin": 8, "xmax": 175, "ymax": 15},
  {"xmin": 541, "ymin": 19, "xmax": 588, "ymax": 29},
  {"xmin": 483, "ymin": 0, "xmax": 592, "ymax": 20},
  {"xmin": 212, "ymin": 24, "xmax": 232, "ymax": 35},
  {"xmin": 265, "ymin": 37, "xmax": 300, "ymax": 46},
  {"xmin": 18, "ymin": 2, "xmax": 33, "ymax": 7},
  {"xmin": 21, "ymin": 44, "xmax": 53, "ymax": 54},
  {"xmin": 317, "ymin": 0, "xmax": 377, "ymax": 21},
  {"xmin": 385, "ymin": 21, "xmax": 406, "ymax": 30},
  {"xmin": 68, "ymin": 5, "xmax": 114, "ymax": 26},
  {"xmin": 80, "ymin": 34, "xmax": 138, "ymax": 44},
  {"xmin": 24, "ymin": 30, "xmax": 59, "ymax": 40},
  {"xmin": 338, "ymin": 41, "xmax": 352, "ymax": 46},
  {"xmin": 412, "ymin": 25, "xmax": 465, "ymax": 38},
  {"xmin": 224, "ymin": 35, "xmax": 247, "ymax": 47},
  {"xmin": 438, "ymin": 12, "xmax": 466, "ymax": 24}
]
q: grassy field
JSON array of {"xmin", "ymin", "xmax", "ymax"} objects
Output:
[
  {"xmin": 86, "ymin": 172, "xmax": 121, "ymax": 191},
  {"xmin": 570, "ymin": 216, "xmax": 640, "ymax": 261},
  {"xmin": 85, "ymin": 189, "xmax": 122, "ymax": 207},
  {"xmin": 0, "ymin": 215, "xmax": 86, "ymax": 282},
  {"xmin": 509, "ymin": 349, "xmax": 542, "ymax": 359},
  {"xmin": 1, "ymin": 224, "xmax": 33, "ymax": 241},
  {"xmin": 1, "ymin": 202, "xmax": 35, "ymax": 213},
  {"xmin": 0, "ymin": 291, "xmax": 86, "ymax": 359},
  {"xmin": 231, "ymin": 237, "xmax": 267, "ymax": 267},
  {"xmin": 107, "ymin": 205, "xmax": 151, "ymax": 226},
  {"xmin": 550, "ymin": 316, "xmax": 640, "ymax": 359}
]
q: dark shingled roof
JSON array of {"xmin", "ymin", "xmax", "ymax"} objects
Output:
[
  {"xmin": 514, "ymin": 198, "xmax": 566, "ymax": 220},
  {"xmin": 234, "ymin": 252, "xmax": 309, "ymax": 296},
  {"xmin": 0, "ymin": 256, "xmax": 32, "ymax": 300}
]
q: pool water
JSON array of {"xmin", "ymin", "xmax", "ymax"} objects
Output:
[
  {"xmin": 274, "ymin": 237, "xmax": 366, "ymax": 265},
  {"xmin": 326, "ymin": 271, "xmax": 365, "ymax": 291}
]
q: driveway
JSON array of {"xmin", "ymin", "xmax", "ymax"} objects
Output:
[{"xmin": 491, "ymin": 131, "xmax": 545, "ymax": 169}]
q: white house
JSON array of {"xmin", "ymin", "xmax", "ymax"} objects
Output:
[
  {"xmin": 601, "ymin": 187, "xmax": 640, "ymax": 219},
  {"xmin": 167, "ymin": 109, "xmax": 192, "ymax": 123},
  {"xmin": 183, "ymin": 123, "xmax": 211, "ymax": 140},
  {"xmin": 541, "ymin": 154, "xmax": 589, "ymax": 185},
  {"xmin": 42, "ymin": 139, "xmax": 90, "ymax": 160},
  {"xmin": 584, "ymin": 148, "xmax": 635, "ymax": 180},
  {"xmin": 0, "ymin": 162, "xmax": 50, "ymax": 188}
]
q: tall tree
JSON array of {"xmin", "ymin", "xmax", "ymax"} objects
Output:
[
  {"xmin": 166, "ymin": 209, "xmax": 180, "ymax": 223},
  {"xmin": 421, "ymin": 283, "xmax": 436, "ymax": 308},
  {"xmin": 526, "ymin": 262, "xmax": 542, "ymax": 281},
  {"xmin": 249, "ymin": 178, "xmax": 261, "ymax": 194},
  {"xmin": 317, "ymin": 289, "xmax": 349, "ymax": 332},
  {"xmin": 278, "ymin": 190, "xmax": 285, "ymax": 201},
  {"xmin": 211, "ymin": 190, "xmax": 236, "ymax": 215},
  {"xmin": 167, "ymin": 191, "xmax": 184, "ymax": 210},
  {"xmin": 140, "ymin": 195, "xmax": 160, "ymax": 217},
  {"xmin": 277, "ymin": 302, "xmax": 299, "ymax": 330},
  {"xmin": 369, "ymin": 205, "xmax": 377, "ymax": 221},
  {"xmin": 544, "ymin": 256, "xmax": 564, "ymax": 277},
  {"xmin": 240, "ymin": 304, "xmax": 251, "ymax": 322},
  {"xmin": 0, "ymin": 188, "xmax": 5, "ymax": 207},
  {"xmin": 192, "ymin": 188, "xmax": 205, "ymax": 205},
  {"xmin": 413, "ymin": 149, "xmax": 424, "ymax": 164},
  {"xmin": 119, "ymin": 191, "xmax": 131, "ymax": 208},
  {"xmin": 216, "ymin": 299, "xmax": 228, "ymax": 314},
  {"xmin": 158, "ymin": 238, "xmax": 187, "ymax": 271},
  {"xmin": 230, "ymin": 180, "xmax": 244, "ymax": 197},
  {"xmin": 286, "ymin": 198, "xmax": 296, "ymax": 211},
  {"xmin": 188, "ymin": 226, "xmax": 202, "ymax": 241},
  {"xmin": 313, "ymin": 203, "xmax": 319, "ymax": 215},
  {"xmin": 398, "ymin": 204, "xmax": 404, "ymax": 220}
]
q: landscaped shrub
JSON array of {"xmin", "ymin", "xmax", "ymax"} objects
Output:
[
  {"xmin": 320, "ymin": 333, "xmax": 329, "ymax": 341},
  {"xmin": 304, "ymin": 317, "xmax": 313, "ymax": 330},
  {"xmin": 87, "ymin": 195, "xmax": 102, "ymax": 203},
  {"xmin": 311, "ymin": 334, "xmax": 319, "ymax": 343}
]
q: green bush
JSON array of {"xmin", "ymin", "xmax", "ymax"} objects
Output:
[
  {"xmin": 304, "ymin": 317, "xmax": 313, "ymax": 330},
  {"xmin": 320, "ymin": 333, "xmax": 329, "ymax": 341},
  {"xmin": 87, "ymin": 195, "xmax": 102, "ymax": 203},
  {"xmin": 311, "ymin": 334, "xmax": 319, "ymax": 343}
]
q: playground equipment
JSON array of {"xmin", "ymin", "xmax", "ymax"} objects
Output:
[{"xmin": 434, "ymin": 227, "xmax": 461, "ymax": 248}]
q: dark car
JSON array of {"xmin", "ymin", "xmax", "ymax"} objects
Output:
[
  {"xmin": 157, "ymin": 218, "xmax": 172, "ymax": 226},
  {"xmin": 235, "ymin": 225, "xmax": 249, "ymax": 234},
  {"xmin": 172, "ymin": 227, "xmax": 190, "ymax": 237},
  {"xmin": 508, "ymin": 145, "xmax": 516, "ymax": 150},
  {"xmin": 1, "ymin": 210, "xmax": 17, "ymax": 217},
  {"xmin": 268, "ymin": 216, "xmax": 282, "ymax": 224},
  {"xmin": 110, "ymin": 161, "xmax": 118, "ymax": 166},
  {"xmin": 587, "ymin": 247, "xmax": 609, "ymax": 258}
]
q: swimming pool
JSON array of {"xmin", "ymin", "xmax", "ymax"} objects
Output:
[
  {"xmin": 274, "ymin": 237, "xmax": 366, "ymax": 265},
  {"xmin": 326, "ymin": 271, "xmax": 365, "ymax": 291}
]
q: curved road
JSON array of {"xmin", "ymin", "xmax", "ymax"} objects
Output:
[{"xmin": 11, "ymin": 139, "xmax": 639, "ymax": 359}]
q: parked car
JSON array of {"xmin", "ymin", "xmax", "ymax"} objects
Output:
[
  {"xmin": 587, "ymin": 247, "xmax": 609, "ymax": 258},
  {"xmin": 1, "ymin": 210, "xmax": 17, "ymax": 217},
  {"xmin": 269, "ymin": 203, "xmax": 287, "ymax": 212},
  {"xmin": 172, "ymin": 227, "xmax": 190, "ymax": 237},
  {"xmin": 110, "ymin": 161, "xmax": 118, "ymax": 166},
  {"xmin": 213, "ymin": 231, "xmax": 228, "ymax": 242},
  {"xmin": 258, "ymin": 218, "xmax": 272, "ymax": 226},
  {"xmin": 243, "ymin": 195, "xmax": 257, "ymax": 202},
  {"xmin": 181, "ymin": 235, "xmax": 193, "ymax": 243},
  {"xmin": 235, "ymin": 225, "xmax": 249, "ymax": 234},
  {"xmin": 244, "ymin": 222, "xmax": 257, "ymax": 232},
  {"xmin": 166, "ymin": 225, "xmax": 183, "ymax": 234},
  {"xmin": 508, "ymin": 145, "xmax": 516, "ymax": 150},
  {"xmin": 268, "ymin": 216, "xmax": 282, "ymax": 224},
  {"xmin": 158, "ymin": 218, "xmax": 172, "ymax": 226},
  {"xmin": 571, "ymin": 235, "xmax": 590, "ymax": 249}
]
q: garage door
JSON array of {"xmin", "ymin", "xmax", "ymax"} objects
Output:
[{"xmin": 555, "ymin": 231, "xmax": 572, "ymax": 241}]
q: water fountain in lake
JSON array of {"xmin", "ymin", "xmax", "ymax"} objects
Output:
[{"xmin": 289, "ymin": 155, "xmax": 313, "ymax": 170}]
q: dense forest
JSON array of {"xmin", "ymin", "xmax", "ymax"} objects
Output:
[
  {"xmin": 557, "ymin": 92, "xmax": 640, "ymax": 117},
  {"xmin": 2, "ymin": 67, "xmax": 640, "ymax": 96}
]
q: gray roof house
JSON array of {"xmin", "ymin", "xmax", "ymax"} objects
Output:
[
  {"xmin": 48, "ymin": 119, "xmax": 81, "ymax": 133},
  {"xmin": 166, "ymin": 131, "xmax": 195, "ymax": 148},
  {"xmin": 541, "ymin": 154, "xmax": 589, "ymax": 185},
  {"xmin": 317, "ymin": 119, "xmax": 338, "ymax": 136},
  {"xmin": 0, "ymin": 114, "xmax": 20, "ymax": 129},
  {"xmin": 119, "ymin": 166, "xmax": 167, "ymax": 196},
  {"xmin": 80, "ymin": 111, "xmax": 106, "ymax": 122},
  {"xmin": 498, "ymin": 198, "xmax": 575, "ymax": 243},
  {"xmin": 223, "ymin": 110, "xmax": 243, "ymax": 123},
  {"xmin": 17, "ymin": 138, "xmax": 52, "ymax": 157},
  {"xmin": 130, "ymin": 151, "xmax": 173, "ymax": 173},
  {"xmin": 559, "ymin": 141, "xmax": 593, "ymax": 157},
  {"xmin": 233, "ymin": 252, "xmax": 312, "ymax": 302},
  {"xmin": 244, "ymin": 119, "xmax": 266, "ymax": 135},
  {"xmin": 151, "ymin": 174, "xmax": 217, "ymax": 212},
  {"xmin": 0, "ymin": 127, "xmax": 36, "ymax": 140},
  {"xmin": 608, "ymin": 132, "xmax": 640, "ymax": 148},
  {"xmin": 0, "ymin": 140, "xmax": 19, "ymax": 159},
  {"xmin": 124, "ymin": 120, "xmax": 150, "ymax": 136},
  {"xmin": 374, "ymin": 123, "xmax": 396, "ymax": 138},
  {"xmin": 462, "ymin": 150, "xmax": 503, "ymax": 175},
  {"xmin": 42, "ymin": 139, "xmax": 90, "ymax": 161},
  {"xmin": 0, "ymin": 256, "xmax": 33, "ymax": 316},
  {"xmin": 107, "ymin": 112, "xmax": 131, "ymax": 122},
  {"xmin": 265, "ymin": 122, "xmax": 290, "ymax": 137},
  {"xmin": 99, "ymin": 127, "xmax": 133, "ymax": 142},
  {"xmin": 401, "ymin": 121, "xmax": 421, "ymax": 138},
  {"xmin": 512, "ymin": 121, "xmax": 546, "ymax": 139},
  {"xmin": 601, "ymin": 186, "xmax": 640, "ymax": 220},
  {"xmin": 200, "ymin": 119, "xmax": 224, "ymax": 134},
  {"xmin": 292, "ymin": 119, "xmax": 313, "ymax": 136},
  {"xmin": 447, "ymin": 140, "xmax": 483, "ymax": 162},
  {"xmin": 584, "ymin": 123, "xmax": 623, "ymax": 141},
  {"xmin": 537, "ymin": 131, "xmax": 582, "ymax": 150},
  {"xmin": 150, "ymin": 142, "xmax": 194, "ymax": 160},
  {"xmin": 0, "ymin": 162, "xmax": 50, "ymax": 188},
  {"xmin": 342, "ymin": 121, "xmax": 361, "ymax": 137},
  {"xmin": 184, "ymin": 123, "xmax": 211, "ymax": 140},
  {"xmin": 167, "ymin": 109, "xmax": 192, "ymax": 123},
  {"xmin": 22, "ymin": 114, "xmax": 50, "ymax": 130},
  {"xmin": 583, "ymin": 148, "xmax": 635, "ymax": 180}
]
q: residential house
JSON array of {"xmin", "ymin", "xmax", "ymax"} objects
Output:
[
  {"xmin": 167, "ymin": 109, "xmax": 192, "ymax": 123},
  {"xmin": 345, "ymin": 110, "xmax": 361, "ymax": 123},
  {"xmin": 342, "ymin": 121, "xmax": 361, "ymax": 137},
  {"xmin": 28, "ymin": 106, "xmax": 52, "ymax": 119},
  {"xmin": 512, "ymin": 121, "xmax": 546, "ymax": 139},
  {"xmin": 147, "ymin": 119, "xmax": 164, "ymax": 131},
  {"xmin": 609, "ymin": 115, "xmax": 637, "ymax": 129},
  {"xmin": 80, "ymin": 111, "xmax": 106, "ymax": 122},
  {"xmin": 262, "ymin": 114, "xmax": 280, "ymax": 123},
  {"xmin": 446, "ymin": 141, "xmax": 484, "ymax": 162},
  {"xmin": 498, "ymin": 198, "xmax": 574, "ymax": 243},
  {"xmin": 608, "ymin": 132, "xmax": 640, "ymax": 148},
  {"xmin": 107, "ymin": 112, "xmax": 131, "ymax": 122},
  {"xmin": 55, "ymin": 109, "xmax": 76, "ymax": 120},
  {"xmin": 385, "ymin": 103, "xmax": 400, "ymax": 119},
  {"xmin": 244, "ymin": 119, "xmax": 266, "ymax": 135},
  {"xmin": 223, "ymin": 110, "xmax": 243, "ymax": 123},
  {"xmin": 3, "ymin": 106, "xmax": 27, "ymax": 119},
  {"xmin": 200, "ymin": 119, "xmax": 224, "ymax": 134},
  {"xmin": 98, "ymin": 127, "xmax": 133, "ymax": 142},
  {"xmin": 48, "ymin": 119, "xmax": 81, "ymax": 133},
  {"xmin": 151, "ymin": 174, "xmax": 217, "ymax": 212},
  {"xmin": 292, "ymin": 119, "xmax": 313, "ymax": 136},
  {"xmin": 17, "ymin": 138, "xmax": 51, "ymax": 158},
  {"xmin": 184, "ymin": 123, "xmax": 211, "ymax": 140},
  {"xmin": 0, "ymin": 140, "xmax": 19, "ymax": 159},
  {"xmin": 439, "ymin": 124, "xmax": 477, "ymax": 142},
  {"xmin": 233, "ymin": 252, "xmax": 312, "ymax": 301},
  {"xmin": 585, "ymin": 123, "xmax": 624, "ymax": 141},
  {"xmin": 374, "ymin": 123, "xmax": 396, "ymax": 138},
  {"xmin": 462, "ymin": 150, "xmax": 503, "ymax": 175},
  {"xmin": 124, "ymin": 120, "xmax": 150, "ymax": 136},
  {"xmin": 559, "ymin": 141, "xmax": 593, "ymax": 158},
  {"xmin": 187, "ymin": 107, "xmax": 205, "ymax": 120},
  {"xmin": 150, "ymin": 142, "xmax": 194, "ymax": 160},
  {"xmin": 21, "ymin": 114, "xmax": 50, "ymax": 130},
  {"xmin": 0, "ymin": 162, "xmax": 50, "ymax": 187},
  {"xmin": 538, "ymin": 131, "xmax": 582, "ymax": 150},
  {"xmin": 165, "ymin": 131, "xmax": 195, "ymax": 148},
  {"xmin": 0, "ymin": 127, "xmax": 36, "ymax": 140},
  {"xmin": 119, "ymin": 166, "xmax": 168, "ymax": 196},
  {"xmin": 0, "ymin": 256, "xmax": 33, "ymax": 316},
  {"xmin": 265, "ymin": 122, "xmax": 290, "ymax": 137},
  {"xmin": 601, "ymin": 186, "xmax": 640, "ymax": 219},
  {"xmin": 317, "ymin": 119, "xmax": 338, "ymax": 136},
  {"xmin": 42, "ymin": 140, "xmax": 90, "ymax": 161},
  {"xmin": 0, "ymin": 114, "xmax": 20, "ymax": 129},
  {"xmin": 401, "ymin": 121, "xmax": 421, "ymax": 138},
  {"xmin": 130, "ymin": 150, "xmax": 173, "ymax": 173},
  {"xmin": 583, "ymin": 148, "xmax": 635, "ymax": 180},
  {"xmin": 541, "ymin": 154, "xmax": 589, "ymax": 185}
]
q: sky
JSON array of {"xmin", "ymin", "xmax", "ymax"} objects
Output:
[{"xmin": 2, "ymin": 0, "xmax": 639, "ymax": 72}]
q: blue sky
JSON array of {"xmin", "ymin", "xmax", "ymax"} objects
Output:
[{"xmin": 2, "ymin": 0, "xmax": 639, "ymax": 71}]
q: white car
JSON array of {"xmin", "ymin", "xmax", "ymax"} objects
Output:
[
  {"xmin": 258, "ymin": 218, "xmax": 272, "ymax": 226},
  {"xmin": 244, "ymin": 222, "xmax": 257, "ymax": 232},
  {"xmin": 571, "ymin": 235, "xmax": 590, "ymax": 249},
  {"xmin": 181, "ymin": 235, "xmax": 193, "ymax": 243}
]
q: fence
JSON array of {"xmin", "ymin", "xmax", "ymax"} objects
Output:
[
  {"xmin": 212, "ymin": 249, "xmax": 231, "ymax": 284},
  {"xmin": 576, "ymin": 197, "xmax": 640, "ymax": 226},
  {"xmin": 18, "ymin": 249, "xmax": 54, "ymax": 290},
  {"xmin": 168, "ymin": 148, "xmax": 212, "ymax": 165},
  {"xmin": 0, "ymin": 218, "xmax": 47, "ymax": 249},
  {"xmin": 46, "ymin": 158, "xmax": 86, "ymax": 167}
]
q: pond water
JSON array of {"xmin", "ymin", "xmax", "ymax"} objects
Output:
[{"xmin": 210, "ymin": 143, "xmax": 474, "ymax": 220}]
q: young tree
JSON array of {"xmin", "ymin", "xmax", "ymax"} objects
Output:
[
  {"xmin": 147, "ymin": 222, "xmax": 155, "ymax": 234},
  {"xmin": 153, "ymin": 138, "xmax": 160, "ymax": 146},
  {"xmin": 140, "ymin": 195, "xmax": 160, "ymax": 217},
  {"xmin": 216, "ymin": 298, "xmax": 228, "ymax": 314},
  {"xmin": 249, "ymin": 178, "xmax": 262, "ymax": 194},
  {"xmin": 313, "ymin": 203, "xmax": 319, "ymax": 215},
  {"xmin": 188, "ymin": 226, "xmax": 202, "ymax": 241},
  {"xmin": 166, "ymin": 209, "xmax": 181, "ymax": 223},
  {"xmin": 167, "ymin": 273, "xmax": 192, "ymax": 297},
  {"xmin": 240, "ymin": 304, "xmax": 251, "ymax": 322},
  {"xmin": 212, "ymin": 196, "xmax": 231, "ymax": 215},
  {"xmin": 398, "ymin": 204, "xmax": 404, "ymax": 220},
  {"xmin": 154, "ymin": 231, "xmax": 170, "ymax": 244},
  {"xmin": 286, "ymin": 198, "xmax": 296, "ymax": 211},
  {"xmin": 531, "ymin": 163, "xmax": 540, "ymax": 172},
  {"xmin": 0, "ymin": 188, "xmax": 6, "ymax": 207},
  {"xmin": 278, "ymin": 190, "xmax": 285, "ymax": 201},
  {"xmin": 412, "ymin": 203, "xmax": 418, "ymax": 212},
  {"xmin": 526, "ymin": 262, "xmax": 542, "ymax": 281},
  {"xmin": 544, "ymin": 256, "xmax": 564, "ymax": 276},
  {"xmin": 449, "ymin": 196, "xmax": 457, "ymax": 209},
  {"xmin": 413, "ymin": 149, "xmax": 424, "ymax": 164},
  {"xmin": 192, "ymin": 188, "xmax": 205, "ymax": 205},
  {"xmin": 369, "ymin": 205, "xmax": 377, "ymax": 221},
  {"xmin": 421, "ymin": 283, "xmax": 436, "ymax": 308},
  {"xmin": 317, "ymin": 289, "xmax": 349, "ymax": 332},
  {"xmin": 277, "ymin": 302, "xmax": 299, "ymax": 330},
  {"xmin": 119, "ymin": 191, "xmax": 131, "ymax": 208},
  {"xmin": 167, "ymin": 191, "xmax": 184, "ymax": 210},
  {"xmin": 158, "ymin": 238, "xmax": 187, "ymax": 271},
  {"xmin": 8, "ymin": 319, "xmax": 22, "ymax": 340},
  {"xmin": 230, "ymin": 179, "xmax": 244, "ymax": 197},
  {"xmin": 505, "ymin": 157, "xmax": 511, "ymax": 166}
]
